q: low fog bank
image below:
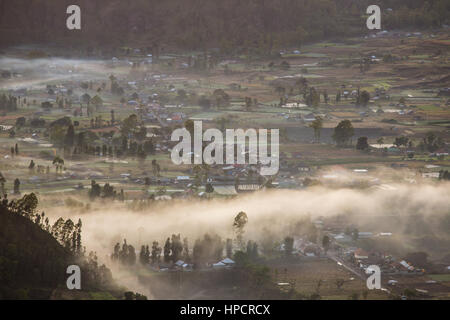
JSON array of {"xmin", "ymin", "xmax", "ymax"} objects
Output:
[
  {"xmin": 0, "ymin": 56, "xmax": 128, "ymax": 90},
  {"xmin": 42, "ymin": 182, "xmax": 450, "ymax": 259},
  {"xmin": 39, "ymin": 182, "xmax": 450, "ymax": 296}
]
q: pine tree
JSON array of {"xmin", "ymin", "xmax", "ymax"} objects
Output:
[
  {"xmin": 151, "ymin": 241, "xmax": 161, "ymax": 265},
  {"xmin": 164, "ymin": 238, "xmax": 172, "ymax": 263},
  {"xmin": 13, "ymin": 178, "xmax": 20, "ymax": 194}
]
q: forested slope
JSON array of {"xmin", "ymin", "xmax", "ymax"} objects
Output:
[
  {"xmin": 0, "ymin": 199, "xmax": 72, "ymax": 299},
  {"xmin": 0, "ymin": 194, "xmax": 117, "ymax": 299},
  {"xmin": 0, "ymin": 0, "xmax": 448, "ymax": 51}
]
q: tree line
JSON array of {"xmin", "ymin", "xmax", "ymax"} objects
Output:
[
  {"xmin": 0, "ymin": 94, "xmax": 18, "ymax": 112},
  {"xmin": 111, "ymin": 211, "xmax": 253, "ymax": 269},
  {"xmin": 0, "ymin": 193, "xmax": 116, "ymax": 298},
  {"xmin": 1, "ymin": 1, "xmax": 447, "ymax": 52}
]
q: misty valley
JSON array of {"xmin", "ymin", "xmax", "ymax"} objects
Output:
[{"xmin": 0, "ymin": 0, "xmax": 449, "ymax": 304}]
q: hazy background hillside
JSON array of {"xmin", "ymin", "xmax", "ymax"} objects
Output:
[{"xmin": 0, "ymin": 0, "xmax": 448, "ymax": 52}]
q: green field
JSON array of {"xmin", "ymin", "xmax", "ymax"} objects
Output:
[{"xmin": 429, "ymin": 274, "xmax": 450, "ymax": 282}]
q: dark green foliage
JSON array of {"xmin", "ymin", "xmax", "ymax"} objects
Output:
[
  {"xmin": 30, "ymin": 118, "xmax": 46, "ymax": 127},
  {"xmin": 124, "ymin": 291, "xmax": 147, "ymax": 300},
  {"xmin": 322, "ymin": 235, "xmax": 330, "ymax": 253},
  {"xmin": 422, "ymin": 132, "xmax": 444, "ymax": 153},
  {"xmin": 284, "ymin": 237, "xmax": 294, "ymax": 257},
  {"xmin": 89, "ymin": 180, "xmax": 118, "ymax": 200},
  {"xmin": 13, "ymin": 178, "xmax": 20, "ymax": 194},
  {"xmin": 205, "ymin": 183, "xmax": 214, "ymax": 193},
  {"xmin": 394, "ymin": 136, "xmax": 409, "ymax": 147},
  {"xmin": 193, "ymin": 234, "xmax": 224, "ymax": 268},
  {"xmin": 163, "ymin": 237, "xmax": 172, "ymax": 263},
  {"xmin": 171, "ymin": 234, "xmax": 183, "ymax": 263},
  {"xmin": 0, "ymin": 94, "xmax": 18, "ymax": 112},
  {"xmin": 89, "ymin": 180, "xmax": 101, "ymax": 200},
  {"xmin": 65, "ymin": 124, "xmax": 75, "ymax": 148},
  {"xmin": 50, "ymin": 116, "xmax": 72, "ymax": 128},
  {"xmin": 16, "ymin": 117, "xmax": 26, "ymax": 127},
  {"xmin": 439, "ymin": 170, "xmax": 450, "ymax": 181},
  {"xmin": 246, "ymin": 240, "xmax": 259, "ymax": 260},
  {"xmin": 360, "ymin": 91, "xmax": 370, "ymax": 107},
  {"xmin": 305, "ymin": 87, "xmax": 320, "ymax": 108},
  {"xmin": 0, "ymin": 194, "xmax": 114, "ymax": 299},
  {"xmin": 404, "ymin": 252, "xmax": 428, "ymax": 268},
  {"xmin": 333, "ymin": 120, "xmax": 354, "ymax": 146},
  {"xmin": 0, "ymin": 198, "xmax": 72, "ymax": 298},
  {"xmin": 232, "ymin": 251, "xmax": 272, "ymax": 293},
  {"xmin": 280, "ymin": 61, "xmax": 290, "ymax": 70},
  {"xmin": 233, "ymin": 211, "xmax": 248, "ymax": 249},
  {"xmin": 356, "ymin": 137, "xmax": 369, "ymax": 150},
  {"xmin": 2, "ymin": 1, "xmax": 446, "ymax": 52},
  {"xmin": 143, "ymin": 140, "xmax": 155, "ymax": 154},
  {"xmin": 111, "ymin": 239, "xmax": 136, "ymax": 266},
  {"xmin": 151, "ymin": 241, "xmax": 162, "ymax": 265}
]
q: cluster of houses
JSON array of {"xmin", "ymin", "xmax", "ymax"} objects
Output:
[
  {"xmin": 340, "ymin": 247, "xmax": 425, "ymax": 276},
  {"xmin": 114, "ymin": 163, "xmax": 270, "ymax": 200},
  {"xmin": 151, "ymin": 257, "xmax": 236, "ymax": 272},
  {"xmin": 278, "ymin": 237, "xmax": 324, "ymax": 258},
  {"xmin": 141, "ymin": 102, "xmax": 187, "ymax": 125},
  {"xmin": 207, "ymin": 164, "xmax": 269, "ymax": 196},
  {"xmin": 373, "ymin": 88, "xmax": 390, "ymax": 100}
]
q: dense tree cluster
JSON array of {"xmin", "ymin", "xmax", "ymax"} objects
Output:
[
  {"xmin": 89, "ymin": 180, "xmax": 125, "ymax": 201},
  {"xmin": 0, "ymin": 194, "xmax": 73, "ymax": 298},
  {"xmin": 111, "ymin": 239, "xmax": 137, "ymax": 265},
  {"xmin": 0, "ymin": 193, "xmax": 115, "ymax": 299},
  {"xmin": 333, "ymin": 120, "xmax": 354, "ymax": 147},
  {"xmin": 439, "ymin": 170, "xmax": 450, "ymax": 181},
  {"xmin": 111, "ymin": 232, "xmax": 233, "ymax": 269},
  {"xmin": 419, "ymin": 132, "xmax": 444, "ymax": 153},
  {"xmin": 45, "ymin": 115, "xmax": 155, "ymax": 160},
  {"xmin": 0, "ymin": 94, "xmax": 18, "ymax": 112},
  {"xmin": 1, "ymin": 1, "xmax": 447, "ymax": 52},
  {"xmin": 163, "ymin": 234, "xmax": 184, "ymax": 263},
  {"xmin": 192, "ymin": 234, "xmax": 224, "ymax": 268},
  {"xmin": 356, "ymin": 136, "xmax": 369, "ymax": 150},
  {"xmin": 233, "ymin": 211, "xmax": 248, "ymax": 249},
  {"xmin": 50, "ymin": 217, "xmax": 82, "ymax": 255},
  {"xmin": 5, "ymin": 193, "xmax": 82, "ymax": 256}
]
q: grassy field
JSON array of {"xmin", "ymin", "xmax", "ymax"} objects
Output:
[
  {"xmin": 429, "ymin": 274, "xmax": 450, "ymax": 282},
  {"xmin": 268, "ymin": 259, "xmax": 387, "ymax": 300}
]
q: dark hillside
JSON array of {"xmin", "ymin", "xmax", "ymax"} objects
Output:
[
  {"xmin": 0, "ymin": 0, "xmax": 447, "ymax": 52},
  {"xmin": 0, "ymin": 195, "xmax": 119, "ymax": 299},
  {"xmin": 0, "ymin": 203, "xmax": 73, "ymax": 299}
]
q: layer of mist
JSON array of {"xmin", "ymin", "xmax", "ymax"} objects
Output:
[
  {"xmin": 42, "ymin": 182, "xmax": 449, "ymax": 262},
  {"xmin": 40, "ymin": 182, "xmax": 450, "ymax": 296}
]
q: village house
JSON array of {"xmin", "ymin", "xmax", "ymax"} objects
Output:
[
  {"xmin": 212, "ymin": 258, "xmax": 235, "ymax": 269},
  {"xmin": 302, "ymin": 113, "xmax": 316, "ymax": 122},
  {"xmin": 354, "ymin": 248, "xmax": 369, "ymax": 260}
]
